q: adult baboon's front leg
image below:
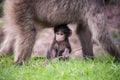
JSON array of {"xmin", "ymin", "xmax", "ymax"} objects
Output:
[
  {"xmin": 14, "ymin": 22, "xmax": 36, "ymax": 64},
  {"xmin": 76, "ymin": 23, "xmax": 94, "ymax": 59},
  {"xmin": 0, "ymin": 26, "xmax": 15, "ymax": 56},
  {"xmin": 14, "ymin": 28, "xmax": 36, "ymax": 64}
]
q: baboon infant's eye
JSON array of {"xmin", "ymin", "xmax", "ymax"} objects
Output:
[
  {"xmin": 56, "ymin": 32, "xmax": 64, "ymax": 35},
  {"xmin": 60, "ymin": 33, "xmax": 64, "ymax": 35}
]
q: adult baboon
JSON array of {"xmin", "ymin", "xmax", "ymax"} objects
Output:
[{"xmin": 0, "ymin": 0, "xmax": 120, "ymax": 64}]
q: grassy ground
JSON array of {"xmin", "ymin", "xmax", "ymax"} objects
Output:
[{"xmin": 0, "ymin": 55, "xmax": 120, "ymax": 80}]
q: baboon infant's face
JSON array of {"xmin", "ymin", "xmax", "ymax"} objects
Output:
[{"xmin": 55, "ymin": 31, "xmax": 65, "ymax": 42}]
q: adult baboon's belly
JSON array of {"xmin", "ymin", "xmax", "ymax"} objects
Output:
[
  {"xmin": 35, "ymin": 10, "xmax": 80, "ymax": 26},
  {"xmin": 35, "ymin": 0, "xmax": 81, "ymax": 25}
]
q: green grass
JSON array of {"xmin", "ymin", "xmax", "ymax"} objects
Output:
[{"xmin": 0, "ymin": 55, "xmax": 120, "ymax": 80}]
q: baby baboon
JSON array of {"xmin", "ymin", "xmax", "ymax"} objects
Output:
[
  {"xmin": 0, "ymin": 0, "xmax": 120, "ymax": 64},
  {"xmin": 47, "ymin": 24, "xmax": 72, "ymax": 60}
]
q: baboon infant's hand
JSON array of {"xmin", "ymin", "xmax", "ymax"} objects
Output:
[{"xmin": 62, "ymin": 48, "xmax": 70, "ymax": 58}]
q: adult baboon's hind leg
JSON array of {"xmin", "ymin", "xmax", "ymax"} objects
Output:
[
  {"xmin": 88, "ymin": 11, "xmax": 120, "ymax": 61},
  {"xmin": 97, "ymin": 27, "xmax": 120, "ymax": 61},
  {"xmin": 76, "ymin": 23, "xmax": 94, "ymax": 59}
]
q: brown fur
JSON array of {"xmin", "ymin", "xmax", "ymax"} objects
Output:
[{"xmin": 0, "ymin": 0, "xmax": 120, "ymax": 64}]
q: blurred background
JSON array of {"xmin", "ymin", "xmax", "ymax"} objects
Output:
[{"xmin": 0, "ymin": 0, "xmax": 120, "ymax": 58}]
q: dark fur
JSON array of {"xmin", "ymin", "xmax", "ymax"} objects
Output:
[
  {"xmin": 47, "ymin": 24, "xmax": 72, "ymax": 60},
  {"xmin": 54, "ymin": 24, "xmax": 71, "ymax": 38},
  {"xmin": 0, "ymin": 0, "xmax": 120, "ymax": 64}
]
